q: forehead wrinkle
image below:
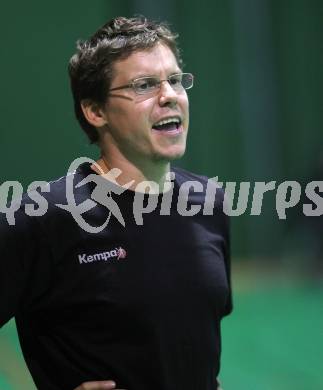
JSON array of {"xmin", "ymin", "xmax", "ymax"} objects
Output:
[{"xmin": 112, "ymin": 44, "xmax": 180, "ymax": 83}]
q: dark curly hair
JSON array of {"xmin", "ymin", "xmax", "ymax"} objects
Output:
[{"xmin": 68, "ymin": 16, "xmax": 183, "ymax": 144}]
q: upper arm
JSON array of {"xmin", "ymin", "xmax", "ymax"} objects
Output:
[{"xmin": 0, "ymin": 209, "xmax": 52, "ymax": 327}]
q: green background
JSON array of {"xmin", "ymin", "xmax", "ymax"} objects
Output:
[{"xmin": 0, "ymin": 0, "xmax": 322, "ymax": 388}]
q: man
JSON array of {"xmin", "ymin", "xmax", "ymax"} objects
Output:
[{"xmin": 0, "ymin": 16, "xmax": 232, "ymax": 390}]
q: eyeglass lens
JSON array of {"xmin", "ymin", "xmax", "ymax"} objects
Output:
[{"xmin": 133, "ymin": 73, "xmax": 193, "ymax": 94}]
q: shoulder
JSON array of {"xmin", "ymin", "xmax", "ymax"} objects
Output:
[
  {"xmin": 171, "ymin": 165, "xmax": 225, "ymax": 208},
  {"xmin": 20, "ymin": 162, "xmax": 92, "ymax": 208},
  {"xmin": 172, "ymin": 165, "xmax": 209, "ymax": 186}
]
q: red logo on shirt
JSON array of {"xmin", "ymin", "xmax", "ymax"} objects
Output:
[{"xmin": 117, "ymin": 247, "xmax": 127, "ymax": 260}]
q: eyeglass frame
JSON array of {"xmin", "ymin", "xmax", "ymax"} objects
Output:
[{"xmin": 108, "ymin": 72, "xmax": 194, "ymax": 95}]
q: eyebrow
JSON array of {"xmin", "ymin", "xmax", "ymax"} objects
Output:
[{"xmin": 132, "ymin": 70, "xmax": 183, "ymax": 80}]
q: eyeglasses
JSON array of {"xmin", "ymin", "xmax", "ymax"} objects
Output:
[{"xmin": 109, "ymin": 73, "xmax": 194, "ymax": 95}]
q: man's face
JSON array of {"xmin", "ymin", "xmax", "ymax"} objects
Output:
[{"xmin": 100, "ymin": 43, "xmax": 189, "ymax": 165}]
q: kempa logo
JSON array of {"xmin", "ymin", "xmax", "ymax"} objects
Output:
[{"xmin": 78, "ymin": 247, "xmax": 127, "ymax": 264}]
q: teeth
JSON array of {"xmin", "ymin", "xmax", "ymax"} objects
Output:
[{"xmin": 154, "ymin": 117, "xmax": 181, "ymax": 127}]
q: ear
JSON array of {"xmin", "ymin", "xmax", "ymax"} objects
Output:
[{"xmin": 81, "ymin": 100, "xmax": 108, "ymax": 128}]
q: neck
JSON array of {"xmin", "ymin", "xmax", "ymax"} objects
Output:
[{"xmin": 95, "ymin": 151, "xmax": 171, "ymax": 193}]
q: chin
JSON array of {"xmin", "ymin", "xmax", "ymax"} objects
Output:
[
  {"xmin": 169, "ymin": 149, "xmax": 186, "ymax": 161},
  {"xmin": 155, "ymin": 146, "xmax": 186, "ymax": 162}
]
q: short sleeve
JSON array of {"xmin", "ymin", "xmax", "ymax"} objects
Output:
[
  {"xmin": 222, "ymin": 210, "xmax": 232, "ymax": 316},
  {"xmin": 0, "ymin": 208, "xmax": 52, "ymax": 327},
  {"xmin": 215, "ymin": 186, "xmax": 233, "ymax": 317}
]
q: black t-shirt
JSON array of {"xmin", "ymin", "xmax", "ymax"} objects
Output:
[{"xmin": 0, "ymin": 163, "xmax": 232, "ymax": 390}]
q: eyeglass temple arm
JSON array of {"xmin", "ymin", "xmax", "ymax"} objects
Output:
[{"xmin": 109, "ymin": 84, "xmax": 131, "ymax": 92}]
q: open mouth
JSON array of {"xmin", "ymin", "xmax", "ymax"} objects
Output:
[{"xmin": 152, "ymin": 117, "xmax": 182, "ymax": 132}]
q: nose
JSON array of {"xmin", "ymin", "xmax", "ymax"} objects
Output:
[{"xmin": 158, "ymin": 80, "xmax": 178, "ymax": 107}]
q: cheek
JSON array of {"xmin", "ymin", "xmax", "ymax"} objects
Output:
[
  {"xmin": 107, "ymin": 104, "xmax": 139, "ymax": 129},
  {"xmin": 180, "ymin": 101, "xmax": 189, "ymax": 127},
  {"xmin": 133, "ymin": 104, "xmax": 155, "ymax": 127},
  {"xmin": 179, "ymin": 93, "xmax": 189, "ymax": 111}
]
